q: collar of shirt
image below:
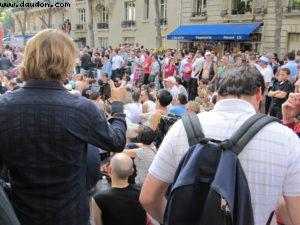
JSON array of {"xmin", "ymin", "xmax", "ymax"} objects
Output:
[
  {"xmin": 213, "ymin": 99, "xmax": 256, "ymax": 114},
  {"xmin": 23, "ymin": 80, "xmax": 66, "ymax": 90}
]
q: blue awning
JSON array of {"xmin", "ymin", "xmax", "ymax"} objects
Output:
[{"xmin": 167, "ymin": 23, "xmax": 262, "ymax": 41}]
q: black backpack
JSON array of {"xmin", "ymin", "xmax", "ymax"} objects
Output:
[
  {"xmin": 0, "ymin": 185, "xmax": 20, "ymax": 225},
  {"xmin": 164, "ymin": 113, "xmax": 279, "ymax": 225}
]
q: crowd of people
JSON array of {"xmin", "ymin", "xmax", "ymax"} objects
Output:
[{"xmin": 0, "ymin": 28, "xmax": 300, "ymax": 225}]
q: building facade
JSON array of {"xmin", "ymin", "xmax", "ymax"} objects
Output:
[{"xmin": 11, "ymin": 0, "xmax": 300, "ymax": 56}]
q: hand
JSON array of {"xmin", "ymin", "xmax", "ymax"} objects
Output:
[
  {"xmin": 282, "ymin": 93, "xmax": 300, "ymax": 123},
  {"xmin": 109, "ymin": 80, "xmax": 126, "ymax": 102}
]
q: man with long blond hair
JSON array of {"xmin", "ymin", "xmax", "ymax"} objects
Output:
[{"xmin": 0, "ymin": 29, "xmax": 127, "ymax": 225}]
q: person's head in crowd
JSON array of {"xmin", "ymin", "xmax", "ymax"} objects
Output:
[
  {"xmin": 204, "ymin": 51, "xmax": 212, "ymax": 61},
  {"xmin": 249, "ymin": 53, "xmax": 257, "ymax": 64},
  {"xmin": 108, "ymin": 153, "xmax": 134, "ymax": 182},
  {"xmin": 144, "ymin": 50, "xmax": 150, "ymax": 58},
  {"xmin": 221, "ymin": 56, "xmax": 229, "ymax": 67},
  {"xmin": 198, "ymin": 79, "xmax": 209, "ymax": 89},
  {"xmin": 90, "ymin": 92, "xmax": 100, "ymax": 101},
  {"xmin": 164, "ymin": 76, "xmax": 177, "ymax": 89},
  {"xmin": 102, "ymin": 73, "xmax": 109, "ymax": 82},
  {"xmin": 280, "ymin": 68, "xmax": 290, "ymax": 82},
  {"xmin": 103, "ymin": 54, "xmax": 110, "ymax": 62},
  {"xmin": 88, "ymin": 79, "xmax": 96, "ymax": 86},
  {"xmin": 258, "ymin": 56, "xmax": 269, "ymax": 68},
  {"xmin": 187, "ymin": 101, "xmax": 200, "ymax": 114},
  {"xmin": 19, "ymin": 29, "xmax": 77, "ymax": 83},
  {"xmin": 156, "ymin": 89, "xmax": 172, "ymax": 109},
  {"xmin": 176, "ymin": 93, "xmax": 188, "ymax": 106},
  {"xmin": 140, "ymin": 84, "xmax": 149, "ymax": 92},
  {"xmin": 84, "ymin": 46, "xmax": 90, "ymax": 53},
  {"xmin": 217, "ymin": 64, "xmax": 265, "ymax": 112},
  {"xmin": 140, "ymin": 89, "xmax": 151, "ymax": 104},
  {"xmin": 175, "ymin": 76, "xmax": 183, "ymax": 86},
  {"xmin": 297, "ymin": 50, "xmax": 300, "ymax": 56},
  {"xmin": 131, "ymin": 91, "xmax": 140, "ymax": 103},
  {"xmin": 287, "ymin": 51, "xmax": 295, "ymax": 61},
  {"xmin": 94, "ymin": 52, "xmax": 100, "ymax": 58},
  {"xmin": 207, "ymin": 83, "xmax": 215, "ymax": 95},
  {"xmin": 139, "ymin": 125, "xmax": 156, "ymax": 146},
  {"xmin": 187, "ymin": 55, "xmax": 193, "ymax": 64}
]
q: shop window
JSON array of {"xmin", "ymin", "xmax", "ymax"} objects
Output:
[
  {"xmin": 192, "ymin": 0, "xmax": 207, "ymax": 17},
  {"xmin": 231, "ymin": 0, "xmax": 253, "ymax": 15}
]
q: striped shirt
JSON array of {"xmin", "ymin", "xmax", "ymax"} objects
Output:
[{"xmin": 149, "ymin": 99, "xmax": 300, "ymax": 225}]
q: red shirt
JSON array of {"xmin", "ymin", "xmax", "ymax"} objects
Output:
[
  {"xmin": 183, "ymin": 63, "xmax": 192, "ymax": 79},
  {"xmin": 143, "ymin": 57, "xmax": 153, "ymax": 74},
  {"xmin": 283, "ymin": 121, "xmax": 300, "ymax": 136},
  {"xmin": 164, "ymin": 64, "xmax": 176, "ymax": 78}
]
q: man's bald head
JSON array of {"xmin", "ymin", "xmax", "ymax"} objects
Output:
[{"xmin": 110, "ymin": 153, "xmax": 134, "ymax": 180}]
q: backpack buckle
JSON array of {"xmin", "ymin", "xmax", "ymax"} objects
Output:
[{"xmin": 220, "ymin": 139, "xmax": 233, "ymax": 150}]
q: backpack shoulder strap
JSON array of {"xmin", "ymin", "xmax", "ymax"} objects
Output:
[
  {"xmin": 182, "ymin": 113, "xmax": 205, "ymax": 147},
  {"xmin": 223, "ymin": 114, "xmax": 280, "ymax": 155}
]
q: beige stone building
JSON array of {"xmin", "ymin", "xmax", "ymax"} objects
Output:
[{"xmin": 11, "ymin": 0, "xmax": 300, "ymax": 56}]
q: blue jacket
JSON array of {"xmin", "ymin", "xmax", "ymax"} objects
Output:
[{"xmin": 0, "ymin": 80, "xmax": 126, "ymax": 225}]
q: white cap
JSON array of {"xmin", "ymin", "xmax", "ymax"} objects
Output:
[{"xmin": 164, "ymin": 76, "xmax": 176, "ymax": 84}]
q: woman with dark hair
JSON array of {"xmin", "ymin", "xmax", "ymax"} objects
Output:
[{"xmin": 124, "ymin": 126, "xmax": 157, "ymax": 185}]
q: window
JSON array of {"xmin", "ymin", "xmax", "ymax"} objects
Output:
[
  {"xmin": 144, "ymin": 0, "xmax": 150, "ymax": 20},
  {"xmin": 78, "ymin": 8, "xmax": 86, "ymax": 24},
  {"xmin": 125, "ymin": 1, "xmax": 136, "ymax": 21},
  {"xmin": 98, "ymin": 37, "xmax": 108, "ymax": 48},
  {"xmin": 231, "ymin": 0, "xmax": 253, "ymax": 15},
  {"xmin": 290, "ymin": 0, "xmax": 300, "ymax": 11},
  {"xmin": 123, "ymin": 37, "xmax": 135, "ymax": 44},
  {"xmin": 100, "ymin": 7, "xmax": 108, "ymax": 23},
  {"xmin": 192, "ymin": 0, "xmax": 206, "ymax": 16},
  {"xmin": 160, "ymin": 0, "xmax": 167, "ymax": 19}
]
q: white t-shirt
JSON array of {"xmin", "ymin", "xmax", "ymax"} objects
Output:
[
  {"xmin": 256, "ymin": 64, "xmax": 274, "ymax": 84},
  {"xmin": 191, "ymin": 57, "xmax": 205, "ymax": 78},
  {"xmin": 124, "ymin": 102, "xmax": 143, "ymax": 124},
  {"xmin": 168, "ymin": 86, "xmax": 180, "ymax": 100},
  {"xmin": 112, "ymin": 55, "xmax": 124, "ymax": 70},
  {"xmin": 149, "ymin": 99, "xmax": 300, "ymax": 225},
  {"xmin": 145, "ymin": 100, "xmax": 156, "ymax": 113},
  {"xmin": 178, "ymin": 85, "xmax": 188, "ymax": 99}
]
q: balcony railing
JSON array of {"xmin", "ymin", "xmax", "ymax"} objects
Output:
[
  {"xmin": 76, "ymin": 24, "xmax": 84, "ymax": 30},
  {"xmin": 121, "ymin": 20, "xmax": 136, "ymax": 28},
  {"xmin": 287, "ymin": 3, "xmax": 300, "ymax": 12},
  {"xmin": 160, "ymin": 18, "xmax": 168, "ymax": 26},
  {"xmin": 191, "ymin": 10, "xmax": 207, "ymax": 17},
  {"xmin": 97, "ymin": 23, "xmax": 109, "ymax": 29},
  {"xmin": 231, "ymin": 8, "xmax": 252, "ymax": 15}
]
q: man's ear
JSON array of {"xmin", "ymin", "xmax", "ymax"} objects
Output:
[
  {"xmin": 256, "ymin": 87, "xmax": 263, "ymax": 102},
  {"xmin": 107, "ymin": 165, "xmax": 112, "ymax": 176}
]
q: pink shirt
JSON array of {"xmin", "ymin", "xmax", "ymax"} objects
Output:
[
  {"xmin": 164, "ymin": 64, "xmax": 176, "ymax": 78},
  {"xmin": 183, "ymin": 63, "xmax": 192, "ymax": 79}
]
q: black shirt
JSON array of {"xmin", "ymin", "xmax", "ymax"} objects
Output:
[
  {"xmin": 0, "ymin": 80, "xmax": 127, "ymax": 225},
  {"xmin": 271, "ymin": 80, "xmax": 294, "ymax": 106},
  {"xmin": 94, "ymin": 184, "xmax": 146, "ymax": 225},
  {"xmin": 81, "ymin": 53, "xmax": 93, "ymax": 70}
]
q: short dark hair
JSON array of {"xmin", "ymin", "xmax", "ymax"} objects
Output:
[
  {"xmin": 281, "ymin": 67, "xmax": 291, "ymax": 75},
  {"xmin": 175, "ymin": 76, "xmax": 183, "ymax": 85},
  {"xmin": 287, "ymin": 51, "xmax": 295, "ymax": 61},
  {"xmin": 218, "ymin": 64, "xmax": 265, "ymax": 97},
  {"xmin": 132, "ymin": 91, "xmax": 140, "ymax": 102},
  {"xmin": 177, "ymin": 93, "xmax": 188, "ymax": 105},
  {"xmin": 157, "ymin": 89, "xmax": 172, "ymax": 107},
  {"xmin": 199, "ymin": 79, "xmax": 209, "ymax": 85},
  {"xmin": 90, "ymin": 92, "xmax": 100, "ymax": 100},
  {"xmin": 140, "ymin": 126, "xmax": 156, "ymax": 145}
]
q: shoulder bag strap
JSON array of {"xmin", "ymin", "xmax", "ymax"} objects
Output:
[
  {"xmin": 182, "ymin": 113, "xmax": 205, "ymax": 147},
  {"xmin": 222, "ymin": 114, "xmax": 280, "ymax": 155}
]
